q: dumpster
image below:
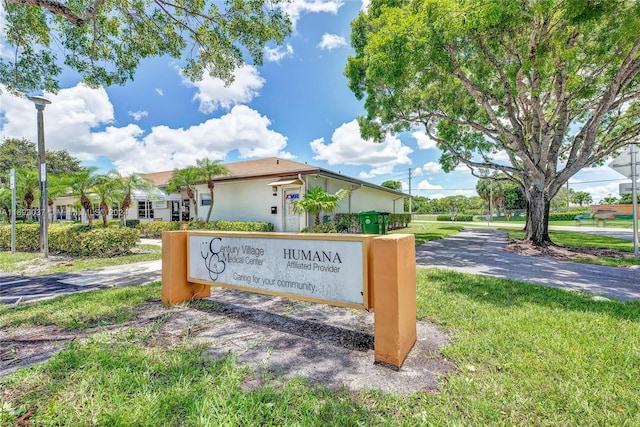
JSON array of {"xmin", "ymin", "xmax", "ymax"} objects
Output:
[{"xmin": 358, "ymin": 211, "xmax": 390, "ymax": 234}]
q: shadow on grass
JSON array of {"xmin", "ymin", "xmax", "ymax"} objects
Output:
[
  {"xmin": 420, "ymin": 269, "xmax": 640, "ymax": 321},
  {"xmin": 188, "ymin": 299, "xmax": 374, "ymax": 351}
]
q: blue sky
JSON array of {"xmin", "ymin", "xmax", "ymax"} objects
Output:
[{"xmin": 0, "ymin": 0, "xmax": 630, "ymax": 203}]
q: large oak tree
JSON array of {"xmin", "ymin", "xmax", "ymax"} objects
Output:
[
  {"xmin": 1, "ymin": 0, "xmax": 291, "ymax": 95},
  {"xmin": 346, "ymin": 0, "xmax": 640, "ymax": 245}
]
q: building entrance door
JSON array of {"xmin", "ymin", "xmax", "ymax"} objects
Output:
[
  {"xmin": 283, "ymin": 189, "xmax": 301, "ymax": 232},
  {"xmin": 171, "ymin": 201, "xmax": 181, "ymax": 222},
  {"xmin": 181, "ymin": 199, "xmax": 190, "ymax": 221}
]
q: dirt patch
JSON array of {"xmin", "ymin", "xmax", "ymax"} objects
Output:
[
  {"xmin": 1, "ymin": 288, "xmax": 454, "ymax": 394},
  {"xmin": 505, "ymin": 239, "xmax": 635, "ymax": 262}
]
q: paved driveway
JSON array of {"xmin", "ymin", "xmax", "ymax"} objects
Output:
[
  {"xmin": 0, "ymin": 260, "xmax": 161, "ymax": 304},
  {"xmin": 415, "ymin": 228, "xmax": 640, "ymax": 301}
]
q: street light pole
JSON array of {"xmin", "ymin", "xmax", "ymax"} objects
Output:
[{"xmin": 28, "ymin": 95, "xmax": 52, "ymax": 258}]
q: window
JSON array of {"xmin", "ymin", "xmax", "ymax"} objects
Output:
[
  {"xmin": 138, "ymin": 201, "xmax": 154, "ymax": 219},
  {"xmin": 112, "ymin": 203, "xmax": 120, "ymax": 219},
  {"xmin": 55, "ymin": 205, "xmax": 66, "ymax": 220},
  {"xmin": 200, "ymin": 193, "xmax": 211, "ymax": 206},
  {"xmin": 92, "ymin": 203, "xmax": 100, "ymax": 219}
]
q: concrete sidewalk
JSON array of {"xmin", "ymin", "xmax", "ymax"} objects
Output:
[{"xmin": 415, "ymin": 228, "xmax": 640, "ymax": 301}]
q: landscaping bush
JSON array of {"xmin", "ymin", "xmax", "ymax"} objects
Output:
[
  {"xmin": 125, "ymin": 219, "xmax": 140, "ymax": 228},
  {"xmin": 301, "ymin": 222, "xmax": 337, "ymax": 233},
  {"xmin": 549, "ymin": 210, "xmax": 590, "ymax": 221},
  {"xmin": 69, "ymin": 227, "xmax": 139, "ymax": 256},
  {"xmin": 187, "ymin": 220, "xmax": 274, "ymax": 232},
  {"xmin": 137, "ymin": 221, "xmax": 181, "ymax": 238},
  {"xmin": 436, "ymin": 214, "xmax": 474, "ymax": 222},
  {"xmin": 0, "ymin": 223, "xmax": 139, "ymax": 256},
  {"xmin": 0, "ymin": 224, "xmax": 40, "ymax": 252},
  {"xmin": 334, "ymin": 213, "xmax": 360, "ymax": 233},
  {"xmin": 388, "ymin": 213, "xmax": 411, "ymax": 230}
]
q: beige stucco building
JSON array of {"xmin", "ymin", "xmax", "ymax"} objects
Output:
[{"xmin": 53, "ymin": 157, "xmax": 406, "ymax": 232}]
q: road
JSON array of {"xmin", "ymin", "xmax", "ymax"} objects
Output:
[{"xmin": 415, "ymin": 228, "xmax": 640, "ymax": 301}]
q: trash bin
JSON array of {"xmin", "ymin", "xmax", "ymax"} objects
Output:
[
  {"xmin": 358, "ymin": 211, "xmax": 380, "ymax": 234},
  {"xmin": 379, "ymin": 212, "xmax": 390, "ymax": 234}
]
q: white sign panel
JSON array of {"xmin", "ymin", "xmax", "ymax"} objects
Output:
[
  {"xmin": 620, "ymin": 182, "xmax": 634, "ymax": 195},
  {"xmin": 188, "ymin": 234, "xmax": 366, "ymax": 307},
  {"xmin": 609, "ymin": 146, "xmax": 638, "ymax": 179}
]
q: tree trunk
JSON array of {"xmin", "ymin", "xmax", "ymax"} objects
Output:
[
  {"xmin": 81, "ymin": 194, "xmax": 93, "ymax": 225},
  {"xmin": 206, "ymin": 184, "xmax": 214, "ymax": 222},
  {"xmin": 524, "ymin": 185, "xmax": 552, "ymax": 246},
  {"xmin": 100, "ymin": 201, "xmax": 109, "ymax": 228}
]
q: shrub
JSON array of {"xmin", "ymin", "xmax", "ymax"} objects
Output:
[
  {"xmin": 187, "ymin": 220, "xmax": 274, "ymax": 232},
  {"xmin": 436, "ymin": 214, "xmax": 474, "ymax": 222},
  {"xmin": 137, "ymin": 221, "xmax": 181, "ymax": 238},
  {"xmin": 0, "ymin": 223, "xmax": 139, "ymax": 256},
  {"xmin": 125, "ymin": 219, "xmax": 140, "ymax": 228},
  {"xmin": 388, "ymin": 213, "xmax": 411, "ymax": 230},
  {"xmin": 548, "ymin": 210, "xmax": 590, "ymax": 221},
  {"xmin": 334, "ymin": 213, "xmax": 361, "ymax": 233},
  {"xmin": 301, "ymin": 222, "xmax": 337, "ymax": 233},
  {"xmin": 0, "ymin": 224, "xmax": 40, "ymax": 251},
  {"xmin": 69, "ymin": 227, "xmax": 139, "ymax": 257}
]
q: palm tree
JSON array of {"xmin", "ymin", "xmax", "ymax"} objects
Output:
[
  {"xmin": 109, "ymin": 171, "xmax": 156, "ymax": 226},
  {"xmin": 69, "ymin": 167, "xmax": 99, "ymax": 225},
  {"xmin": 0, "ymin": 185, "xmax": 11, "ymax": 222},
  {"xmin": 16, "ymin": 168, "xmax": 39, "ymax": 221},
  {"xmin": 292, "ymin": 187, "xmax": 348, "ymax": 226},
  {"xmin": 92, "ymin": 174, "xmax": 120, "ymax": 227},
  {"xmin": 166, "ymin": 166, "xmax": 201, "ymax": 220},
  {"xmin": 194, "ymin": 158, "xmax": 230, "ymax": 222}
]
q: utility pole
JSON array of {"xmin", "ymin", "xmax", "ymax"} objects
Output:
[
  {"xmin": 10, "ymin": 168, "xmax": 16, "ymax": 254},
  {"xmin": 408, "ymin": 167, "xmax": 412, "ymax": 216},
  {"xmin": 566, "ymin": 181, "xmax": 570, "ymax": 211}
]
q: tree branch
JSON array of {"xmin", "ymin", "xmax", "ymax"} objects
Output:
[{"xmin": 8, "ymin": 0, "xmax": 106, "ymax": 26}]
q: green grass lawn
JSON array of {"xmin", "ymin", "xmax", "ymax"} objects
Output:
[
  {"xmin": 391, "ymin": 222, "xmax": 464, "ymax": 246},
  {"xmin": 1, "ymin": 273, "xmax": 639, "ymax": 426},
  {"xmin": 0, "ymin": 244, "xmax": 162, "ymax": 274},
  {"xmin": 506, "ymin": 229, "xmax": 640, "ymax": 267}
]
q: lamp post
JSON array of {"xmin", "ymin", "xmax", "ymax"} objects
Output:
[{"xmin": 28, "ymin": 95, "xmax": 52, "ymax": 258}]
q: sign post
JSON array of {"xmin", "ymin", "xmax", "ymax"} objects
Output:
[
  {"xmin": 10, "ymin": 168, "xmax": 16, "ymax": 255},
  {"xmin": 609, "ymin": 145, "xmax": 639, "ymax": 257}
]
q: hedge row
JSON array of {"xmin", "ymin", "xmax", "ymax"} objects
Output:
[
  {"xmin": 548, "ymin": 211, "xmax": 590, "ymax": 221},
  {"xmin": 0, "ymin": 223, "xmax": 139, "ymax": 256},
  {"xmin": 436, "ymin": 214, "xmax": 475, "ymax": 222},
  {"xmin": 137, "ymin": 220, "xmax": 275, "ymax": 238}
]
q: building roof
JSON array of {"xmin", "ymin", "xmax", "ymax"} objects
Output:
[{"xmin": 142, "ymin": 157, "xmax": 405, "ymax": 196}]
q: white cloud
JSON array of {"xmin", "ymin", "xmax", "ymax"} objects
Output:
[
  {"xmin": 360, "ymin": 0, "xmax": 370, "ymax": 11},
  {"xmin": 182, "ymin": 65, "xmax": 265, "ymax": 114},
  {"xmin": 421, "ymin": 161, "xmax": 442, "ymax": 175},
  {"xmin": 128, "ymin": 110, "xmax": 148, "ymax": 121},
  {"xmin": 417, "ymin": 180, "xmax": 443, "ymax": 190},
  {"xmin": 317, "ymin": 33, "xmax": 347, "ymax": 50},
  {"xmin": 115, "ymin": 105, "xmax": 292, "ymax": 173},
  {"xmin": 0, "ymin": 84, "xmax": 292, "ymax": 174},
  {"xmin": 412, "ymin": 131, "xmax": 438, "ymax": 150},
  {"xmin": 0, "ymin": 84, "xmax": 116, "ymax": 161},
  {"xmin": 309, "ymin": 119, "xmax": 412, "ymax": 178},
  {"xmin": 155, "ymin": 88, "xmax": 164, "ymax": 96},
  {"xmin": 281, "ymin": 0, "xmax": 343, "ymax": 27},
  {"xmin": 265, "ymin": 44, "xmax": 294, "ymax": 62}
]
